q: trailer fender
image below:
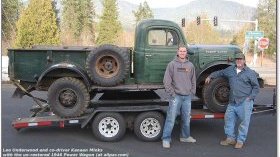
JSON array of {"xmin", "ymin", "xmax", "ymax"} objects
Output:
[
  {"xmin": 37, "ymin": 63, "xmax": 91, "ymax": 90},
  {"xmin": 81, "ymin": 110, "xmax": 101, "ymax": 128}
]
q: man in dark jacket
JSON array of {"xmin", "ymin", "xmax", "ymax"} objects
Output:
[
  {"xmin": 162, "ymin": 44, "xmax": 196, "ymax": 148},
  {"xmin": 205, "ymin": 53, "xmax": 260, "ymax": 149}
]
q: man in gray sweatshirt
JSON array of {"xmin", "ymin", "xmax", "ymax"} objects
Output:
[{"xmin": 162, "ymin": 44, "xmax": 196, "ymax": 148}]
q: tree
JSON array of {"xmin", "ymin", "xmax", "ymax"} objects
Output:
[
  {"xmin": 133, "ymin": 1, "xmax": 153, "ymax": 24},
  {"xmin": 184, "ymin": 15, "xmax": 222, "ymax": 44},
  {"xmin": 230, "ymin": 24, "xmax": 254, "ymax": 47},
  {"xmin": 96, "ymin": 0, "xmax": 122, "ymax": 45},
  {"xmin": 1, "ymin": 0, "xmax": 22, "ymax": 42},
  {"xmin": 61, "ymin": 0, "xmax": 95, "ymax": 45},
  {"xmin": 257, "ymin": 0, "xmax": 276, "ymax": 56},
  {"xmin": 14, "ymin": 0, "xmax": 60, "ymax": 48}
]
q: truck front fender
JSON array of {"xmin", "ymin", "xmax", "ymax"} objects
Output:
[
  {"xmin": 197, "ymin": 61, "xmax": 233, "ymax": 83},
  {"xmin": 197, "ymin": 62, "xmax": 264, "ymax": 88},
  {"xmin": 36, "ymin": 63, "xmax": 91, "ymax": 90}
]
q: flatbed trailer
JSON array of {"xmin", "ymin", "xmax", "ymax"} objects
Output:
[{"xmin": 11, "ymin": 89, "xmax": 276, "ymax": 142}]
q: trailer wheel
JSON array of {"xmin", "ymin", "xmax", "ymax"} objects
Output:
[
  {"xmin": 48, "ymin": 77, "xmax": 90, "ymax": 118},
  {"xmin": 203, "ymin": 78, "xmax": 229, "ymax": 112},
  {"xmin": 92, "ymin": 112, "xmax": 126, "ymax": 142},
  {"xmin": 86, "ymin": 44, "xmax": 130, "ymax": 86},
  {"xmin": 134, "ymin": 111, "xmax": 164, "ymax": 141}
]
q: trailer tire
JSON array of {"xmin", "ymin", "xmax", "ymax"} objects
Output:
[
  {"xmin": 86, "ymin": 44, "xmax": 130, "ymax": 86},
  {"xmin": 134, "ymin": 111, "xmax": 164, "ymax": 141},
  {"xmin": 92, "ymin": 112, "xmax": 126, "ymax": 142},
  {"xmin": 48, "ymin": 77, "xmax": 90, "ymax": 118},
  {"xmin": 203, "ymin": 78, "xmax": 229, "ymax": 112}
]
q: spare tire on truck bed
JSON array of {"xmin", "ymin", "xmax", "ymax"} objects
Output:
[
  {"xmin": 86, "ymin": 44, "xmax": 130, "ymax": 86},
  {"xmin": 48, "ymin": 77, "xmax": 90, "ymax": 118}
]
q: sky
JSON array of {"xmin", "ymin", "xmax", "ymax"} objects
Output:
[{"xmin": 123, "ymin": 0, "xmax": 260, "ymax": 8}]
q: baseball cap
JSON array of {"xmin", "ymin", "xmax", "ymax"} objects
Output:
[{"xmin": 235, "ymin": 53, "xmax": 245, "ymax": 59}]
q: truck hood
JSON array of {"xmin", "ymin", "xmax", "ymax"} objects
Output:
[{"xmin": 188, "ymin": 44, "xmax": 242, "ymax": 54}]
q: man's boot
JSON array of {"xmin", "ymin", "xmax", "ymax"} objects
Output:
[{"xmin": 220, "ymin": 138, "xmax": 236, "ymax": 146}]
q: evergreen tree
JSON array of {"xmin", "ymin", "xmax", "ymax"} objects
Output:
[
  {"xmin": 1, "ymin": 0, "xmax": 22, "ymax": 42},
  {"xmin": 96, "ymin": 0, "xmax": 122, "ymax": 45},
  {"xmin": 133, "ymin": 1, "xmax": 153, "ymax": 24},
  {"xmin": 61, "ymin": 0, "xmax": 95, "ymax": 44},
  {"xmin": 230, "ymin": 24, "xmax": 253, "ymax": 47},
  {"xmin": 14, "ymin": 0, "xmax": 60, "ymax": 48},
  {"xmin": 257, "ymin": 0, "xmax": 276, "ymax": 56}
]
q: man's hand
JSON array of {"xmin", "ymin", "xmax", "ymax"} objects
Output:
[
  {"xmin": 205, "ymin": 77, "xmax": 211, "ymax": 84},
  {"xmin": 246, "ymin": 97, "xmax": 251, "ymax": 101}
]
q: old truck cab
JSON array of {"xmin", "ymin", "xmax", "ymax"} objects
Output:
[{"xmin": 134, "ymin": 19, "xmax": 187, "ymax": 84}]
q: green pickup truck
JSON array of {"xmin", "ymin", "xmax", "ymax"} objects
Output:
[{"xmin": 8, "ymin": 19, "xmax": 264, "ymax": 118}]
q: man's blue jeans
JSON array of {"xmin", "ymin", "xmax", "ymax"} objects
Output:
[
  {"xmin": 162, "ymin": 94, "xmax": 191, "ymax": 142},
  {"xmin": 224, "ymin": 99, "xmax": 254, "ymax": 143}
]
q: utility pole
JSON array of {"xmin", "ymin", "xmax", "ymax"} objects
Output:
[{"xmin": 253, "ymin": 19, "xmax": 259, "ymax": 66}]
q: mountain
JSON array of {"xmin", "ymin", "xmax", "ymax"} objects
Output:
[
  {"xmin": 153, "ymin": 0, "xmax": 256, "ymax": 30},
  {"xmin": 94, "ymin": 0, "xmax": 257, "ymax": 31}
]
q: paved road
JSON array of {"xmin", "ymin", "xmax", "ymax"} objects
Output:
[
  {"xmin": 1, "ymin": 84, "xmax": 277, "ymax": 157},
  {"xmin": 250, "ymin": 66, "xmax": 276, "ymax": 85}
]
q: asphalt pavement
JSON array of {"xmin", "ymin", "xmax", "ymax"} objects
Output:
[{"xmin": 1, "ymin": 84, "xmax": 277, "ymax": 157}]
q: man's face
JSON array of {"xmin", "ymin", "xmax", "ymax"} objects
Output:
[
  {"xmin": 177, "ymin": 47, "xmax": 187, "ymax": 59},
  {"xmin": 235, "ymin": 58, "xmax": 245, "ymax": 68}
]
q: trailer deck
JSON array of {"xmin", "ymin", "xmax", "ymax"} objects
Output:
[{"xmin": 11, "ymin": 86, "xmax": 276, "ymax": 142}]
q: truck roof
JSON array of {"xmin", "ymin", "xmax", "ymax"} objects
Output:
[{"xmin": 137, "ymin": 19, "xmax": 180, "ymax": 29}]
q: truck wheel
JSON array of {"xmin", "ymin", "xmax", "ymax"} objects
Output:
[
  {"xmin": 92, "ymin": 112, "xmax": 126, "ymax": 142},
  {"xmin": 48, "ymin": 77, "xmax": 90, "ymax": 118},
  {"xmin": 86, "ymin": 44, "xmax": 130, "ymax": 86},
  {"xmin": 134, "ymin": 111, "xmax": 164, "ymax": 141},
  {"xmin": 203, "ymin": 78, "xmax": 229, "ymax": 112}
]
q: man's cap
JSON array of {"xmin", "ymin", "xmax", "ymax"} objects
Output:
[{"xmin": 235, "ymin": 53, "xmax": 245, "ymax": 59}]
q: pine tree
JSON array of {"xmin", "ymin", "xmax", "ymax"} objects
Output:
[
  {"xmin": 61, "ymin": 0, "xmax": 95, "ymax": 45},
  {"xmin": 1, "ymin": 0, "xmax": 22, "ymax": 55},
  {"xmin": 1, "ymin": 0, "xmax": 22, "ymax": 42},
  {"xmin": 14, "ymin": 0, "xmax": 60, "ymax": 48},
  {"xmin": 257, "ymin": 0, "xmax": 276, "ymax": 56},
  {"xmin": 133, "ymin": 1, "xmax": 154, "ymax": 24},
  {"xmin": 96, "ymin": 0, "xmax": 122, "ymax": 45}
]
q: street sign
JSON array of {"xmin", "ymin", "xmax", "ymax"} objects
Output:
[
  {"xmin": 258, "ymin": 38, "xmax": 269, "ymax": 49},
  {"xmin": 245, "ymin": 31, "xmax": 264, "ymax": 39}
]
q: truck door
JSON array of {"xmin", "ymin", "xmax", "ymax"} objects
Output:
[{"xmin": 144, "ymin": 28, "xmax": 180, "ymax": 83}]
